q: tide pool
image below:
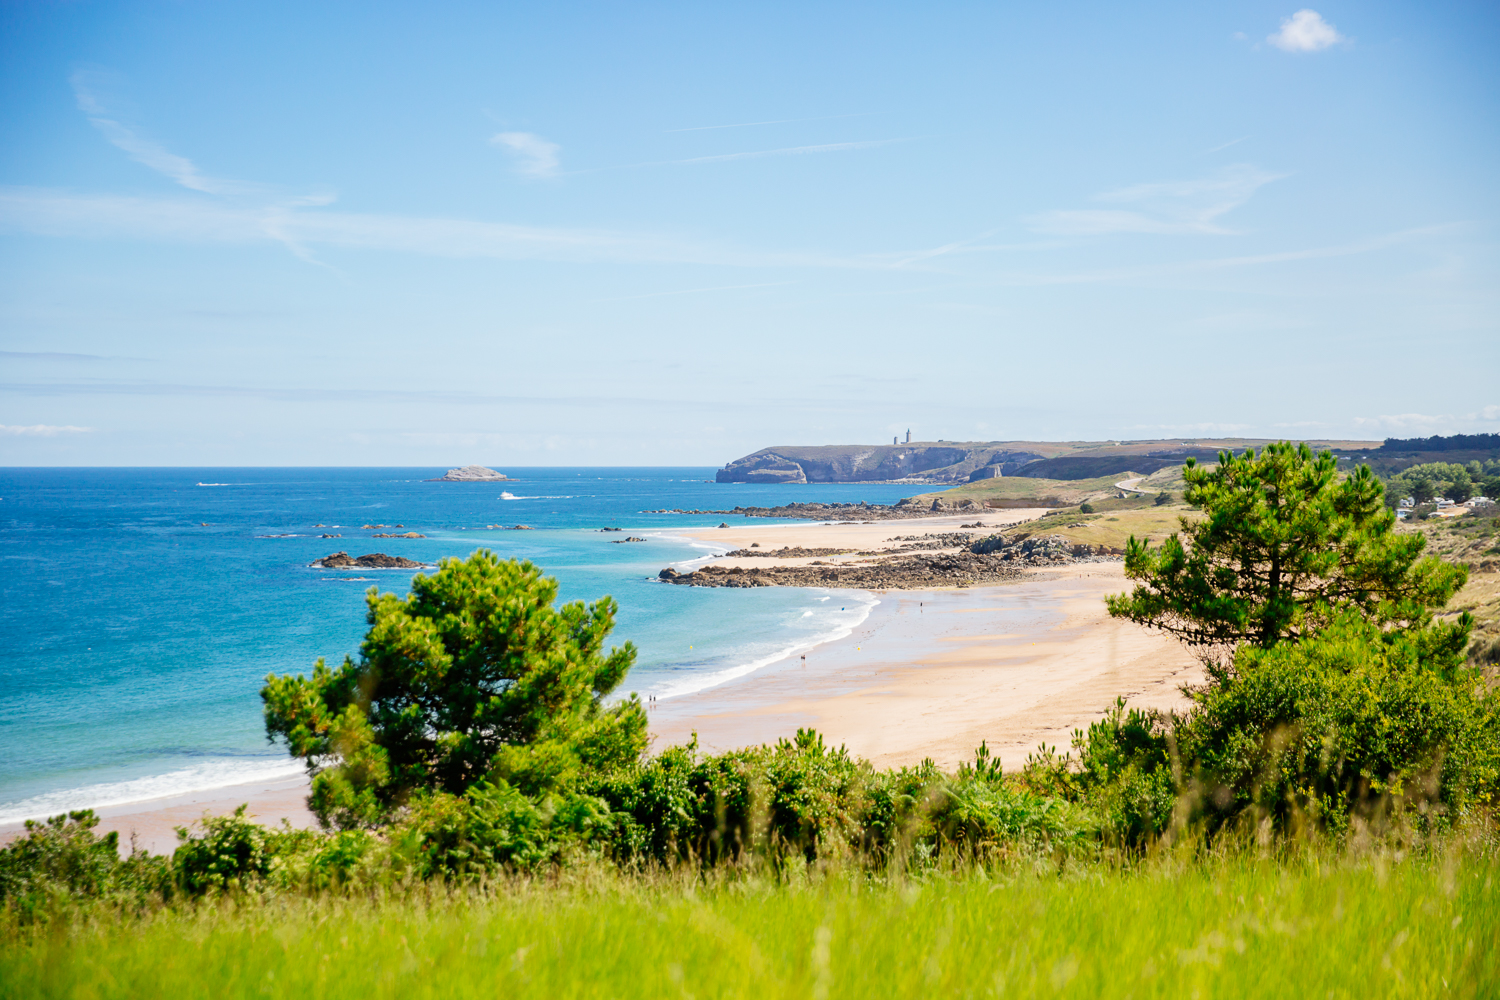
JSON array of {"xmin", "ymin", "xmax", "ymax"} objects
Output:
[{"xmin": 0, "ymin": 467, "xmax": 918, "ymax": 822}]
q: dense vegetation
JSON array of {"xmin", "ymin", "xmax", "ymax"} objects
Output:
[
  {"xmin": 1383, "ymin": 460, "xmax": 1500, "ymax": 509},
  {"xmin": 3, "ymin": 443, "xmax": 1497, "ymax": 996},
  {"xmin": 1381, "ymin": 432, "xmax": 1500, "ymax": 453}
]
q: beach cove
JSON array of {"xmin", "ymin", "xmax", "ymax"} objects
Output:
[{"xmin": 9, "ymin": 508, "xmax": 1203, "ymax": 852}]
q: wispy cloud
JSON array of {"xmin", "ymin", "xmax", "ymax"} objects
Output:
[
  {"xmin": 665, "ymin": 113, "xmax": 876, "ymax": 133},
  {"xmin": 0, "ymin": 424, "xmax": 93, "ymax": 436},
  {"xmin": 672, "ymin": 139, "xmax": 907, "ymax": 165},
  {"xmin": 0, "ymin": 187, "xmax": 875, "ymax": 268},
  {"xmin": 490, "ymin": 132, "xmax": 561, "ymax": 178},
  {"xmin": 598, "ymin": 280, "xmax": 799, "ymax": 302},
  {"xmin": 70, "ymin": 71, "xmax": 338, "ymax": 264},
  {"xmin": 1353, "ymin": 407, "xmax": 1500, "ymax": 433},
  {"xmin": 1202, "ymin": 136, "xmax": 1250, "ymax": 155},
  {"xmin": 969, "ymin": 224, "xmax": 1465, "ymax": 288},
  {"xmin": 1268, "ymin": 10, "xmax": 1345, "ymax": 53},
  {"xmin": 1025, "ymin": 165, "xmax": 1286, "ymax": 236},
  {"xmin": 0, "ymin": 350, "xmax": 148, "ymax": 361}
]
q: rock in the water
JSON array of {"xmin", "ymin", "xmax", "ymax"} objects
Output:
[
  {"xmin": 427, "ymin": 465, "xmax": 509, "ymax": 482},
  {"xmin": 372, "ymin": 531, "xmax": 425, "ymax": 538},
  {"xmin": 310, "ymin": 551, "xmax": 430, "ymax": 569}
]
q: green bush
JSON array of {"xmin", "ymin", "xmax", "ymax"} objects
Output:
[
  {"xmin": 0, "ymin": 811, "xmax": 170, "ymax": 916},
  {"xmin": 1032, "ymin": 613, "xmax": 1500, "ymax": 847},
  {"xmin": 1078, "ymin": 502, "xmax": 1095, "ymax": 514}
]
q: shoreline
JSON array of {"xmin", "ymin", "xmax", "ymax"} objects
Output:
[
  {"xmin": 4, "ymin": 513, "xmax": 1197, "ymax": 853},
  {"xmin": 647, "ymin": 561, "xmax": 1200, "ymax": 770}
]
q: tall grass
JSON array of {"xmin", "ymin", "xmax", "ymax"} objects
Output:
[{"xmin": 4, "ymin": 844, "xmax": 1493, "ymax": 1000}]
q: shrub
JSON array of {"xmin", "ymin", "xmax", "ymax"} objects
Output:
[
  {"xmin": 0, "ymin": 811, "xmax": 170, "ymax": 915},
  {"xmin": 1038, "ymin": 614, "xmax": 1500, "ymax": 846},
  {"xmin": 1079, "ymin": 502, "xmax": 1095, "ymax": 514},
  {"xmin": 262, "ymin": 551, "xmax": 647, "ymax": 828}
]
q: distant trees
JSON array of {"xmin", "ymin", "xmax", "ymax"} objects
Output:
[
  {"xmin": 262, "ymin": 550, "xmax": 647, "ymax": 829},
  {"xmin": 1384, "ymin": 461, "xmax": 1499, "ymax": 507},
  {"xmin": 1106, "ymin": 443, "xmax": 1467, "ymax": 650}
]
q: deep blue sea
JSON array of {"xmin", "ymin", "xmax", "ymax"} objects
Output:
[{"xmin": 0, "ymin": 468, "xmax": 920, "ymax": 823}]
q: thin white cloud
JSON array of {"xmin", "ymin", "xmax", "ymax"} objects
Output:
[
  {"xmin": 1268, "ymin": 10, "xmax": 1345, "ymax": 53},
  {"xmin": 1202, "ymin": 136, "xmax": 1250, "ymax": 155},
  {"xmin": 1025, "ymin": 165, "xmax": 1286, "ymax": 236},
  {"xmin": 0, "ymin": 424, "xmax": 93, "ymax": 436},
  {"xmin": 72, "ymin": 71, "xmax": 254, "ymax": 197},
  {"xmin": 0, "ymin": 187, "xmax": 869, "ymax": 269},
  {"xmin": 970, "ymin": 224, "xmax": 1464, "ymax": 288},
  {"xmin": 665, "ymin": 113, "xmax": 876, "ymax": 133},
  {"xmin": 1352, "ymin": 407, "xmax": 1500, "ymax": 433},
  {"xmin": 673, "ymin": 139, "xmax": 906, "ymax": 165},
  {"xmin": 491, "ymin": 132, "xmax": 561, "ymax": 179}
]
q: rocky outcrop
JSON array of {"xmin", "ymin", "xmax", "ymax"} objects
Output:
[
  {"xmin": 720, "ymin": 501, "xmax": 963, "ymax": 521},
  {"xmin": 428, "ymin": 465, "xmax": 509, "ymax": 482},
  {"xmin": 372, "ymin": 532, "xmax": 425, "ymax": 538},
  {"xmin": 657, "ymin": 533, "xmax": 1119, "ymax": 590},
  {"xmin": 310, "ymin": 551, "xmax": 431, "ymax": 569},
  {"xmin": 722, "ymin": 546, "xmax": 852, "ymax": 558},
  {"xmin": 609, "ymin": 537, "xmax": 647, "ymax": 543}
]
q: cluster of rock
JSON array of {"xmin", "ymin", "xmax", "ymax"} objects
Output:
[
  {"xmin": 722, "ymin": 546, "xmax": 851, "ymax": 558},
  {"xmin": 609, "ymin": 537, "xmax": 647, "ymax": 544},
  {"xmin": 968, "ymin": 533, "xmax": 1123, "ymax": 562},
  {"xmin": 372, "ymin": 531, "xmax": 425, "ymax": 539},
  {"xmin": 657, "ymin": 552, "xmax": 1024, "ymax": 589},
  {"xmin": 486, "ymin": 524, "xmax": 533, "ymax": 530},
  {"xmin": 428, "ymin": 466, "xmax": 510, "ymax": 482},
  {"xmin": 722, "ymin": 500, "xmax": 983, "ymax": 521},
  {"xmin": 310, "ymin": 552, "xmax": 431, "ymax": 569},
  {"xmin": 655, "ymin": 531, "xmax": 1120, "ymax": 590}
]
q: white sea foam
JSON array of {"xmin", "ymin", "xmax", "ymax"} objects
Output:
[
  {"xmin": 500, "ymin": 494, "xmax": 579, "ymax": 500},
  {"xmin": 0, "ymin": 758, "xmax": 307, "ymax": 826},
  {"xmin": 648, "ymin": 591, "xmax": 880, "ymax": 701}
]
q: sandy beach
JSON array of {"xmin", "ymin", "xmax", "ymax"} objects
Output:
[
  {"xmin": 646, "ymin": 511, "xmax": 1201, "ymax": 769},
  {"xmin": 5, "ymin": 512, "xmax": 1200, "ymax": 853}
]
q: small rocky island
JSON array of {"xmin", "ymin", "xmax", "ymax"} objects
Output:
[
  {"xmin": 310, "ymin": 551, "xmax": 432, "ymax": 569},
  {"xmin": 427, "ymin": 465, "xmax": 510, "ymax": 482}
]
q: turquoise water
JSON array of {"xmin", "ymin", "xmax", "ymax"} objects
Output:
[{"xmin": 0, "ymin": 468, "xmax": 918, "ymax": 822}]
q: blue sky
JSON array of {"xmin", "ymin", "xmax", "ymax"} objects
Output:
[{"xmin": 1, "ymin": 1, "xmax": 1496, "ymax": 466}]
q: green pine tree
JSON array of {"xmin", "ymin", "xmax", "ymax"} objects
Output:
[
  {"xmin": 1105, "ymin": 442, "xmax": 1468, "ymax": 650},
  {"xmin": 262, "ymin": 550, "xmax": 646, "ymax": 828}
]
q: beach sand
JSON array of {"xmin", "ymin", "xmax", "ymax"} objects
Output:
[
  {"xmin": 647, "ymin": 561, "xmax": 1201, "ymax": 770},
  {"xmin": 5, "ymin": 514, "xmax": 1199, "ymax": 853},
  {"xmin": 0, "ymin": 774, "xmax": 318, "ymax": 857}
]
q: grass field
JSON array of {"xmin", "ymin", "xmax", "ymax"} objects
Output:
[
  {"xmin": 3, "ymin": 846, "xmax": 1492, "ymax": 1000},
  {"xmin": 922, "ymin": 472, "xmax": 1127, "ymax": 508}
]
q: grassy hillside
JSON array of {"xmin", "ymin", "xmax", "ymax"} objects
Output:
[
  {"xmin": 1401, "ymin": 510, "xmax": 1500, "ymax": 656},
  {"xmin": 5, "ymin": 848, "xmax": 1492, "ymax": 1000},
  {"xmin": 919, "ymin": 472, "xmax": 1127, "ymax": 508}
]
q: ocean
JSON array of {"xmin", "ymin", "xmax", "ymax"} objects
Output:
[{"xmin": 0, "ymin": 467, "xmax": 921, "ymax": 823}]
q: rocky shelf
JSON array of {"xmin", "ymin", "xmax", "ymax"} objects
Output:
[
  {"xmin": 310, "ymin": 551, "xmax": 432, "ymax": 569},
  {"xmin": 657, "ymin": 534, "xmax": 1120, "ymax": 589},
  {"xmin": 722, "ymin": 546, "xmax": 852, "ymax": 558}
]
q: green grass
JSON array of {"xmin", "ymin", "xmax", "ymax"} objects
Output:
[{"xmin": 5, "ymin": 848, "xmax": 1495, "ymax": 1000}]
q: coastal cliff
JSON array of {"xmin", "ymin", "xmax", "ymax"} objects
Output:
[
  {"xmin": 715, "ymin": 443, "xmax": 1047, "ymax": 484},
  {"xmin": 715, "ymin": 437, "xmax": 1384, "ymax": 485}
]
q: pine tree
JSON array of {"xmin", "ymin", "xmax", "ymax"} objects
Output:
[
  {"xmin": 1105, "ymin": 442, "xmax": 1468, "ymax": 650},
  {"xmin": 262, "ymin": 550, "xmax": 646, "ymax": 828}
]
